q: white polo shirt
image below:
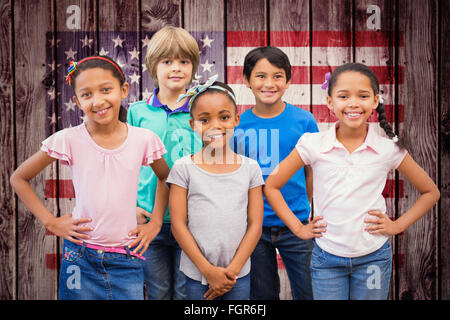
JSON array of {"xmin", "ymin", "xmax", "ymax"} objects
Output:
[{"xmin": 296, "ymin": 123, "xmax": 407, "ymax": 257}]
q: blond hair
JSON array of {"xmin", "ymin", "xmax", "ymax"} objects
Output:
[{"xmin": 145, "ymin": 26, "xmax": 200, "ymax": 87}]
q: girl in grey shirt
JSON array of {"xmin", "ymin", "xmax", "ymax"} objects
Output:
[{"xmin": 167, "ymin": 76, "xmax": 264, "ymax": 300}]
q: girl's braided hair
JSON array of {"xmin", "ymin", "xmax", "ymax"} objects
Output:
[{"xmin": 327, "ymin": 62, "xmax": 406, "ymax": 149}]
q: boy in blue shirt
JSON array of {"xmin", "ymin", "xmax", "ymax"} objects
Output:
[
  {"xmin": 233, "ymin": 46, "xmax": 319, "ymax": 300},
  {"xmin": 127, "ymin": 26, "xmax": 202, "ymax": 300}
]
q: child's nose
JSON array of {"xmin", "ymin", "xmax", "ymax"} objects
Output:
[
  {"xmin": 92, "ymin": 94, "xmax": 105, "ymax": 107},
  {"xmin": 171, "ymin": 61, "xmax": 180, "ymax": 71}
]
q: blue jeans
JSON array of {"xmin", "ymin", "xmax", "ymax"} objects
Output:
[
  {"xmin": 58, "ymin": 240, "xmax": 144, "ymax": 300},
  {"xmin": 143, "ymin": 223, "xmax": 186, "ymax": 300},
  {"xmin": 185, "ymin": 274, "xmax": 251, "ymax": 300},
  {"xmin": 310, "ymin": 240, "xmax": 392, "ymax": 300},
  {"xmin": 250, "ymin": 226, "xmax": 314, "ymax": 300}
]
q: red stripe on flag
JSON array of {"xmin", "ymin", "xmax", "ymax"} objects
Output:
[
  {"xmin": 277, "ymin": 253, "xmax": 285, "ymax": 270},
  {"xmin": 228, "ymin": 66, "xmax": 403, "ymax": 85},
  {"xmin": 45, "ymin": 179, "xmax": 75, "ymax": 198},
  {"xmin": 46, "ymin": 253, "xmax": 61, "ymax": 269},
  {"xmin": 227, "ymin": 31, "xmax": 267, "ymax": 47},
  {"xmin": 270, "ymin": 31, "xmax": 309, "ymax": 47}
]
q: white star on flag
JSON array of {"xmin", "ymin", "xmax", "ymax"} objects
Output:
[
  {"xmin": 65, "ymin": 48, "xmax": 77, "ymax": 60},
  {"xmin": 192, "ymin": 72, "xmax": 202, "ymax": 85},
  {"xmin": 112, "ymin": 35, "xmax": 125, "ymax": 48},
  {"xmin": 129, "ymin": 47, "xmax": 140, "ymax": 60},
  {"xmin": 64, "ymin": 99, "xmax": 77, "ymax": 112},
  {"xmin": 80, "ymin": 35, "xmax": 93, "ymax": 48},
  {"xmin": 200, "ymin": 35, "xmax": 214, "ymax": 48},
  {"xmin": 48, "ymin": 38, "xmax": 61, "ymax": 48},
  {"xmin": 142, "ymin": 88, "xmax": 152, "ymax": 100},
  {"xmin": 129, "ymin": 72, "xmax": 141, "ymax": 84},
  {"xmin": 142, "ymin": 63, "xmax": 147, "ymax": 72},
  {"xmin": 99, "ymin": 47, "xmax": 109, "ymax": 56},
  {"xmin": 200, "ymin": 60, "xmax": 214, "ymax": 73},
  {"xmin": 141, "ymin": 35, "xmax": 152, "ymax": 48}
]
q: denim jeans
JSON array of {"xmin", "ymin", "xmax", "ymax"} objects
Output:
[
  {"xmin": 250, "ymin": 226, "xmax": 314, "ymax": 300},
  {"xmin": 58, "ymin": 240, "xmax": 144, "ymax": 300},
  {"xmin": 310, "ymin": 240, "xmax": 392, "ymax": 300},
  {"xmin": 143, "ymin": 223, "xmax": 186, "ymax": 300},
  {"xmin": 185, "ymin": 274, "xmax": 250, "ymax": 300}
]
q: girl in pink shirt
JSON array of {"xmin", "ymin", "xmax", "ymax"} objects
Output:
[
  {"xmin": 264, "ymin": 63, "xmax": 440, "ymax": 300},
  {"xmin": 10, "ymin": 56, "xmax": 170, "ymax": 300}
]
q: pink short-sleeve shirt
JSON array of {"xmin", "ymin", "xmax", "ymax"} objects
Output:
[
  {"xmin": 296, "ymin": 123, "xmax": 407, "ymax": 257},
  {"xmin": 41, "ymin": 123, "xmax": 166, "ymax": 247}
]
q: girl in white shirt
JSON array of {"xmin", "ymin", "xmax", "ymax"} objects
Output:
[{"xmin": 263, "ymin": 62, "xmax": 440, "ymax": 300}]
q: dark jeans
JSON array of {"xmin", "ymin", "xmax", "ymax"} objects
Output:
[{"xmin": 250, "ymin": 226, "xmax": 314, "ymax": 300}]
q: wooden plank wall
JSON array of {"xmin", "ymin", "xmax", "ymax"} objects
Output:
[{"xmin": 0, "ymin": 0, "xmax": 447, "ymax": 300}]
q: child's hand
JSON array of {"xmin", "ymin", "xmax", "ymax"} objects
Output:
[
  {"xmin": 293, "ymin": 216, "xmax": 327, "ymax": 240},
  {"xmin": 127, "ymin": 220, "xmax": 162, "ymax": 256},
  {"xmin": 364, "ymin": 210, "xmax": 400, "ymax": 236},
  {"xmin": 46, "ymin": 214, "xmax": 93, "ymax": 245},
  {"xmin": 204, "ymin": 266, "xmax": 237, "ymax": 300},
  {"xmin": 136, "ymin": 207, "xmax": 151, "ymax": 225}
]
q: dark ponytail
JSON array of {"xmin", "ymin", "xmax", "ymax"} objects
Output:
[{"xmin": 327, "ymin": 62, "xmax": 406, "ymax": 149}]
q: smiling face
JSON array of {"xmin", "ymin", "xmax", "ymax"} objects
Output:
[
  {"xmin": 189, "ymin": 91, "xmax": 240, "ymax": 150},
  {"xmin": 155, "ymin": 57, "xmax": 193, "ymax": 93},
  {"xmin": 73, "ymin": 67, "xmax": 129, "ymax": 128},
  {"xmin": 326, "ymin": 71, "xmax": 379, "ymax": 130},
  {"xmin": 244, "ymin": 58, "xmax": 290, "ymax": 107}
]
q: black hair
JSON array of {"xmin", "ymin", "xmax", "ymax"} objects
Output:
[
  {"xmin": 242, "ymin": 46, "xmax": 291, "ymax": 82},
  {"xmin": 327, "ymin": 62, "xmax": 406, "ymax": 149},
  {"xmin": 189, "ymin": 81, "xmax": 237, "ymax": 117},
  {"xmin": 69, "ymin": 55, "xmax": 126, "ymax": 90}
]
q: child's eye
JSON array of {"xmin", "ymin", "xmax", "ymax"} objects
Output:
[
  {"xmin": 161, "ymin": 60, "xmax": 171, "ymax": 65},
  {"xmin": 200, "ymin": 118, "xmax": 208, "ymax": 123},
  {"xmin": 181, "ymin": 60, "xmax": 191, "ymax": 64},
  {"xmin": 81, "ymin": 92, "xmax": 91, "ymax": 98},
  {"xmin": 256, "ymin": 75, "xmax": 265, "ymax": 79},
  {"xmin": 221, "ymin": 115, "xmax": 230, "ymax": 121},
  {"xmin": 102, "ymin": 88, "xmax": 112, "ymax": 93},
  {"xmin": 338, "ymin": 95, "xmax": 347, "ymax": 99}
]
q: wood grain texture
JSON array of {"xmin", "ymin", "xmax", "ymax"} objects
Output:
[
  {"xmin": 397, "ymin": 0, "xmax": 438, "ymax": 300},
  {"xmin": 141, "ymin": 0, "xmax": 181, "ymax": 93},
  {"xmin": 0, "ymin": 0, "xmax": 15, "ymax": 300},
  {"xmin": 311, "ymin": 0, "xmax": 353, "ymax": 132},
  {"xmin": 98, "ymin": 0, "xmax": 139, "ymax": 107},
  {"xmin": 438, "ymin": 0, "xmax": 449, "ymax": 300},
  {"xmin": 354, "ymin": 0, "xmax": 397, "ymax": 300},
  {"xmin": 269, "ymin": 0, "xmax": 310, "ymax": 300},
  {"xmin": 14, "ymin": 0, "xmax": 58, "ymax": 299},
  {"xmin": 184, "ymin": 0, "xmax": 225, "ymax": 83}
]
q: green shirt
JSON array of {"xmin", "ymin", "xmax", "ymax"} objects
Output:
[{"xmin": 127, "ymin": 90, "xmax": 202, "ymax": 223}]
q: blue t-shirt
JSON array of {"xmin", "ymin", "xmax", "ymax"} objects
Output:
[{"xmin": 232, "ymin": 102, "xmax": 319, "ymax": 227}]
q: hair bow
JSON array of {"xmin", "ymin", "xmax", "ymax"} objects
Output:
[
  {"xmin": 177, "ymin": 74, "xmax": 236, "ymax": 110},
  {"xmin": 66, "ymin": 61, "xmax": 78, "ymax": 85},
  {"xmin": 321, "ymin": 72, "xmax": 331, "ymax": 90},
  {"xmin": 378, "ymin": 94, "xmax": 384, "ymax": 104}
]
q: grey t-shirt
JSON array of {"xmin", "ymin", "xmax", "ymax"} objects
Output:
[{"xmin": 167, "ymin": 154, "xmax": 264, "ymax": 285}]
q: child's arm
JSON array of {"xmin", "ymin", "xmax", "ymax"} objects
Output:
[
  {"xmin": 10, "ymin": 151, "xmax": 93, "ymax": 244},
  {"xmin": 365, "ymin": 153, "xmax": 440, "ymax": 235},
  {"xmin": 169, "ymin": 184, "xmax": 236, "ymax": 299},
  {"xmin": 204, "ymin": 185, "xmax": 264, "ymax": 300},
  {"xmin": 264, "ymin": 149, "xmax": 327, "ymax": 239},
  {"xmin": 128, "ymin": 158, "xmax": 170, "ymax": 255}
]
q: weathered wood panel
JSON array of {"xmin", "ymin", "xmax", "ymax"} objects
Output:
[
  {"xmin": 0, "ymin": 0, "xmax": 446, "ymax": 300},
  {"xmin": 14, "ymin": 0, "xmax": 58, "ymax": 299},
  {"xmin": 99, "ymin": 0, "xmax": 139, "ymax": 107},
  {"xmin": 311, "ymin": 0, "xmax": 353, "ymax": 132},
  {"xmin": 0, "ymin": 0, "xmax": 15, "ymax": 300},
  {"xmin": 269, "ymin": 0, "xmax": 310, "ymax": 300},
  {"xmin": 226, "ymin": 0, "xmax": 267, "ymax": 114},
  {"xmin": 354, "ymin": 0, "xmax": 397, "ymax": 300},
  {"xmin": 184, "ymin": 0, "xmax": 225, "ymax": 83},
  {"xmin": 439, "ymin": 0, "xmax": 450, "ymax": 301},
  {"xmin": 397, "ymin": 0, "xmax": 438, "ymax": 300},
  {"xmin": 141, "ymin": 0, "xmax": 181, "ymax": 94}
]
